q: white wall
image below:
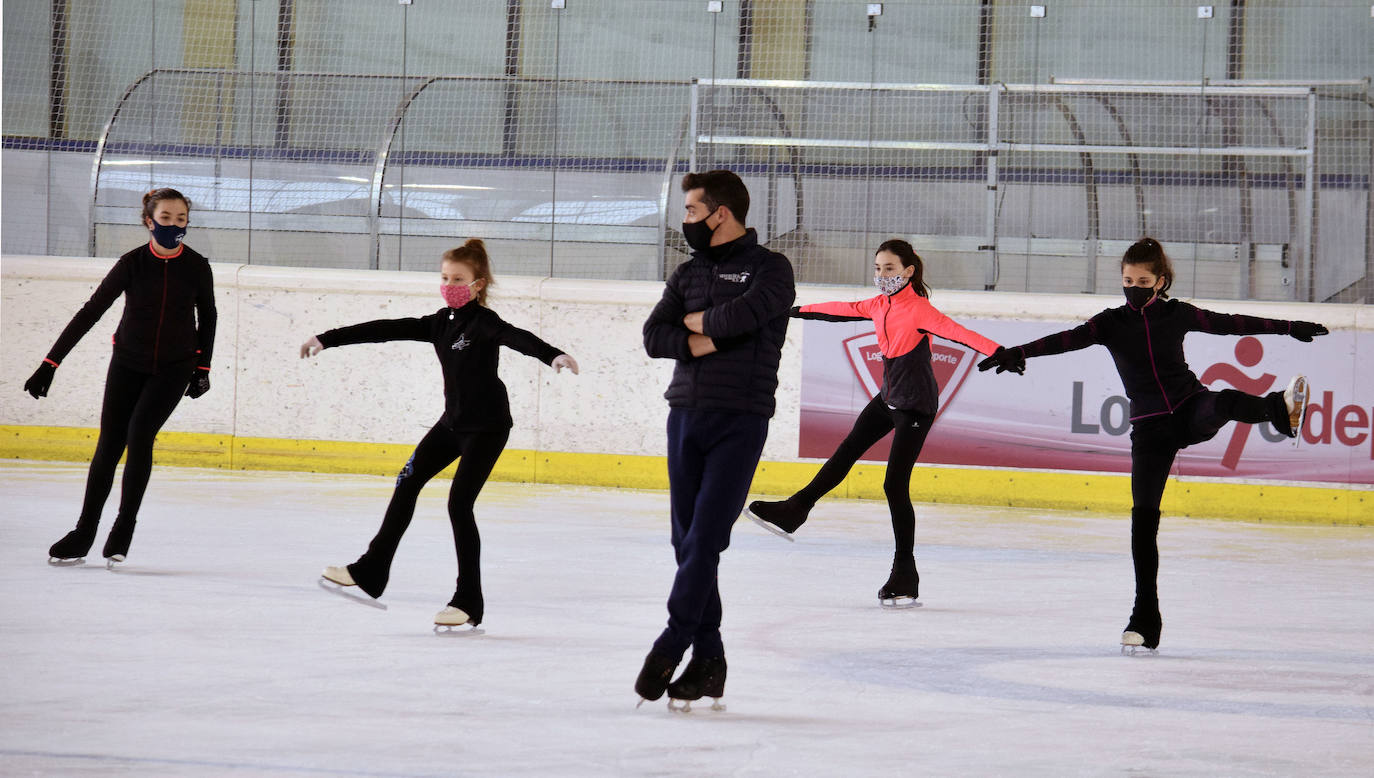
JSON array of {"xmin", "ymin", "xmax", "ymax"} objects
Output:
[{"xmin": 2, "ymin": 254, "xmax": 1368, "ymax": 472}]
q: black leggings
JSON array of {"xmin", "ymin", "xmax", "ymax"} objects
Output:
[
  {"xmin": 794, "ymin": 393, "xmax": 936, "ymax": 556},
  {"xmin": 1128, "ymin": 389, "xmax": 1285, "ymax": 612},
  {"xmin": 77, "ymin": 360, "xmax": 192, "ymax": 527},
  {"xmin": 347, "ymin": 422, "xmax": 508, "ymax": 610}
]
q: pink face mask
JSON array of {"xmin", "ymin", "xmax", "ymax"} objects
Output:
[{"xmin": 441, "ymin": 283, "xmax": 473, "ymax": 309}]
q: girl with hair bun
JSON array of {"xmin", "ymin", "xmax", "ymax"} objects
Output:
[
  {"xmin": 979, "ymin": 237, "xmax": 1328, "ymax": 653},
  {"xmin": 29, "ymin": 187, "xmax": 216, "ymax": 568},
  {"xmin": 301, "ymin": 239, "xmax": 578, "ymax": 631},
  {"xmin": 746, "ymin": 239, "xmax": 1005, "ymax": 608}
]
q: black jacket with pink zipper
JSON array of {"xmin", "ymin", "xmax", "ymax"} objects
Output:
[
  {"xmin": 1007, "ymin": 296, "xmax": 1297, "ymax": 422},
  {"xmin": 46, "ymin": 243, "xmax": 217, "ymax": 374}
]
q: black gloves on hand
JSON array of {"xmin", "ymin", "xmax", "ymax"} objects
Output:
[
  {"xmin": 976, "ymin": 347, "xmax": 1026, "ymax": 375},
  {"xmin": 186, "ymin": 370, "xmax": 211, "ymax": 399},
  {"xmin": 1289, "ymin": 321, "xmax": 1329, "ymax": 342},
  {"xmin": 24, "ymin": 362, "xmax": 57, "ymax": 399}
]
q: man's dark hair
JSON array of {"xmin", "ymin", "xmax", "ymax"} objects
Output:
[{"xmin": 681, "ymin": 169, "xmax": 749, "ymax": 223}]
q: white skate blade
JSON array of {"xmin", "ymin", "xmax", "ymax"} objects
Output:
[
  {"xmin": 879, "ymin": 596, "xmax": 922, "ymax": 609},
  {"xmin": 668, "ymin": 697, "xmax": 725, "ymax": 713},
  {"xmin": 316, "ymin": 577, "xmax": 387, "ymax": 610},
  {"xmin": 47, "ymin": 557, "xmax": 86, "ymax": 567},
  {"xmin": 744, "ymin": 509, "xmax": 796, "ymax": 543},
  {"xmin": 433, "ymin": 624, "xmax": 485, "ymax": 636},
  {"xmin": 1285, "ymin": 376, "xmax": 1309, "ymax": 446},
  {"xmin": 1120, "ymin": 631, "xmax": 1157, "ymax": 656}
]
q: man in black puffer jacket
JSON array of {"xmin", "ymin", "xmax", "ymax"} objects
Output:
[{"xmin": 634, "ymin": 170, "xmax": 795, "ymax": 709}]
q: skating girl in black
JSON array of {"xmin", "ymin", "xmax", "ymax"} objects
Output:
[
  {"xmin": 26, "ymin": 188, "xmax": 217, "ymax": 566},
  {"xmin": 746, "ymin": 239, "xmax": 1006, "ymax": 607},
  {"xmin": 978, "ymin": 237, "xmax": 1328, "ymax": 652},
  {"xmin": 302, "ymin": 239, "xmax": 578, "ymax": 629}
]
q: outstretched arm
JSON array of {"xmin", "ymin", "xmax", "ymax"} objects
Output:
[
  {"xmin": 978, "ymin": 318, "xmax": 1101, "ymax": 374},
  {"xmin": 306, "ymin": 316, "xmax": 432, "ymax": 356},
  {"xmin": 1184, "ymin": 303, "xmax": 1328, "ymax": 341}
]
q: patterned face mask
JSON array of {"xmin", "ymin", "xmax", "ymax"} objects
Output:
[
  {"xmin": 874, "ymin": 274, "xmax": 908, "ymax": 296},
  {"xmin": 441, "ymin": 283, "xmax": 474, "ymax": 308}
]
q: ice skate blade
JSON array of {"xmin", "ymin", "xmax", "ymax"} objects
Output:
[
  {"xmin": 879, "ymin": 596, "xmax": 922, "ymax": 609},
  {"xmin": 105, "ymin": 555, "xmax": 125, "ymax": 570},
  {"xmin": 668, "ymin": 698, "xmax": 725, "ymax": 713},
  {"xmin": 47, "ymin": 557, "xmax": 85, "ymax": 567},
  {"xmin": 1121, "ymin": 645, "xmax": 1158, "ymax": 656},
  {"xmin": 316, "ymin": 577, "xmax": 387, "ymax": 610},
  {"xmin": 433, "ymin": 624, "xmax": 484, "ymax": 636},
  {"xmin": 744, "ymin": 509, "xmax": 796, "ymax": 543}
]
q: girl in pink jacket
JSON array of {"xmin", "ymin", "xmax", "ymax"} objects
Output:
[{"xmin": 747, "ymin": 239, "xmax": 1010, "ymax": 607}]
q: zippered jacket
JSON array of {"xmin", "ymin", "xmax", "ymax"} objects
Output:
[
  {"xmin": 794, "ymin": 282, "xmax": 1000, "ymax": 414},
  {"xmin": 1007, "ymin": 297, "xmax": 1297, "ymax": 421},
  {"xmin": 46, "ymin": 243, "xmax": 217, "ymax": 374},
  {"xmin": 317, "ymin": 304, "xmax": 563, "ymax": 431},
  {"xmin": 643, "ymin": 229, "xmax": 795, "ymax": 418}
]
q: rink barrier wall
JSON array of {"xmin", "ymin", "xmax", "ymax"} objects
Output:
[{"xmin": 1, "ymin": 255, "xmax": 1369, "ymax": 526}]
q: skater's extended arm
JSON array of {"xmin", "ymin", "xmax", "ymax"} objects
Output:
[
  {"xmin": 697, "ymin": 255, "xmax": 796, "ymax": 339},
  {"xmin": 45, "ymin": 257, "xmax": 132, "ymax": 366},
  {"xmin": 490, "ymin": 316, "xmax": 566, "ymax": 367},
  {"xmin": 1183, "ymin": 303, "xmax": 1329, "ymax": 341},
  {"xmin": 314, "ymin": 316, "xmax": 432, "ymax": 349},
  {"xmin": 791, "ymin": 299, "xmax": 873, "ymax": 323},
  {"xmin": 914, "ymin": 303, "xmax": 1001, "ymax": 356}
]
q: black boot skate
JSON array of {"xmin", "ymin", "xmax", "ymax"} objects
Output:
[
  {"xmin": 1121, "ymin": 607, "xmax": 1163, "ymax": 655},
  {"xmin": 48, "ymin": 521, "xmax": 98, "ymax": 565},
  {"xmin": 745, "ymin": 497, "xmax": 812, "ymax": 540},
  {"xmin": 101, "ymin": 517, "xmax": 136, "ymax": 568},
  {"xmin": 666, "ymin": 655, "xmax": 727, "ymax": 712},
  {"xmin": 634, "ymin": 651, "xmax": 679, "ymax": 707},
  {"xmin": 878, "ymin": 556, "xmax": 920, "ymax": 608}
]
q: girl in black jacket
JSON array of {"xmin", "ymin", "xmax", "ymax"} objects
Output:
[
  {"xmin": 301, "ymin": 239, "xmax": 578, "ymax": 630},
  {"xmin": 979, "ymin": 238, "xmax": 1328, "ymax": 652},
  {"xmin": 27, "ymin": 188, "xmax": 217, "ymax": 567}
]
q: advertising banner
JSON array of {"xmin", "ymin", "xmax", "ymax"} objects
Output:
[{"xmin": 799, "ymin": 316, "xmax": 1371, "ymax": 486}]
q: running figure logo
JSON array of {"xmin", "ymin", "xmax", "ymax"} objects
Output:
[
  {"xmin": 1199, "ymin": 336, "xmax": 1278, "ymax": 470},
  {"xmin": 451, "ymin": 334, "xmax": 471, "ymax": 351}
]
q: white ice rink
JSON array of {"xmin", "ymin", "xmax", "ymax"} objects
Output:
[{"xmin": 1, "ymin": 459, "xmax": 1371, "ymax": 776}]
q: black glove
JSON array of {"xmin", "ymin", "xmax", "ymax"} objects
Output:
[
  {"xmin": 24, "ymin": 361, "xmax": 57, "ymax": 399},
  {"xmin": 1289, "ymin": 321, "xmax": 1328, "ymax": 342},
  {"xmin": 186, "ymin": 369, "xmax": 211, "ymax": 399},
  {"xmin": 976, "ymin": 347, "xmax": 1026, "ymax": 375}
]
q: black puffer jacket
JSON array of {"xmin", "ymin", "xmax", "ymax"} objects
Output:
[
  {"xmin": 46, "ymin": 243, "xmax": 217, "ymax": 374},
  {"xmin": 643, "ymin": 229, "xmax": 795, "ymax": 418}
]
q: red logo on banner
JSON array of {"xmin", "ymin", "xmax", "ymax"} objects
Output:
[{"xmin": 842, "ymin": 333, "xmax": 975, "ymax": 418}]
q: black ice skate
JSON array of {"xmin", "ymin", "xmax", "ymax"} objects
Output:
[
  {"xmin": 435, "ymin": 590, "xmax": 484, "ymax": 635},
  {"xmin": 745, "ymin": 497, "xmax": 812, "ymax": 541},
  {"xmin": 101, "ymin": 517, "xmax": 136, "ymax": 569},
  {"xmin": 48, "ymin": 522, "xmax": 98, "ymax": 566},
  {"xmin": 634, "ymin": 651, "xmax": 679, "ymax": 708},
  {"xmin": 317, "ymin": 565, "xmax": 388, "ymax": 611},
  {"xmin": 1121, "ymin": 608, "xmax": 1163, "ymax": 655},
  {"xmin": 666, "ymin": 655, "xmax": 727, "ymax": 713},
  {"xmin": 878, "ymin": 556, "xmax": 921, "ymax": 609}
]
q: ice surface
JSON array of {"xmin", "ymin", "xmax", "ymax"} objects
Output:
[{"xmin": 2, "ymin": 460, "xmax": 1371, "ymax": 776}]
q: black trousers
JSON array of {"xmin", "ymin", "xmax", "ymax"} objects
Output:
[
  {"xmin": 77, "ymin": 359, "xmax": 193, "ymax": 527},
  {"xmin": 1127, "ymin": 389, "xmax": 1285, "ymax": 613},
  {"xmin": 347, "ymin": 421, "xmax": 508, "ymax": 612},
  {"xmin": 794, "ymin": 393, "xmax": 936, "ymax": 557},
  {"xmin": 654, "ymin": 408, "xmax": 769, "ymax": 662}
]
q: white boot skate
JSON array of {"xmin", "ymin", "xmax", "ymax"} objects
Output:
[
  {"xmin": 317, "ymin": 566, "xmax": 387, "ymax": 610},
  {"xmin": 434, "ymin": 606, "xmax": 483, "ymax": 636},
  {"xmin": 1283, "ymin": 375, "xmax": 1309, "ymax": 441}
]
